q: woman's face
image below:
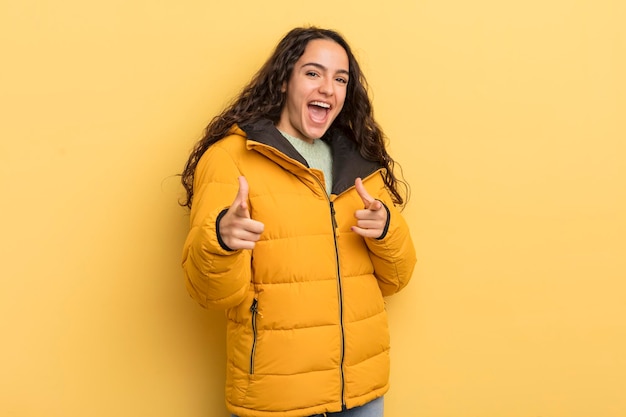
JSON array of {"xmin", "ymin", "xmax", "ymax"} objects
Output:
[{"xmin": 277, "ymin": 39, "xmax": 349, "ymax": 143}]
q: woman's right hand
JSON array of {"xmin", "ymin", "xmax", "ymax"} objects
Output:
[{"xmin": 218, "ymin": 176, "xmax": 265, "ymax": 250}]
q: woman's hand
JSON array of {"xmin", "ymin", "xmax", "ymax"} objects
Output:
[
  {"xmin": 219, "ymin": 176, "xmax": 265, "ymax": 250},
  {"xmin": 351, "ymin": 177, "xmax": 388, "ymax": 239}
]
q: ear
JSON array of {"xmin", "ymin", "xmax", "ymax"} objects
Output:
[{"xmin": 281, "ymin": 81, "xmax": 287, "ymax": 93}]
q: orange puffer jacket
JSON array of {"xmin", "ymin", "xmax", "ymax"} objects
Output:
[{"xmin": 182, "ymin": 120, "xmax": 416, "ymax": 417}]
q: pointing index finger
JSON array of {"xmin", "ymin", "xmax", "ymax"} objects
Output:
[{"xmin": 355, "ymin": 177, "xmax": 375, "ymax": 208}]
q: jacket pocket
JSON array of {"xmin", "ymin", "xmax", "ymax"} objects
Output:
[{"xmin": 249, "ymin": 298, "xmax": 259, "ymax": 374}]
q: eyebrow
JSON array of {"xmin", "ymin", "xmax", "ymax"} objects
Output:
[{"xmin": 301, "ymin": 62, "xmax": 350, "ymax": 77}]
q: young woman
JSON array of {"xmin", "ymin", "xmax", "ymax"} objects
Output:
[{"xmin": 181, "ymin": 27, "xmax": 416, "ymax": 417}]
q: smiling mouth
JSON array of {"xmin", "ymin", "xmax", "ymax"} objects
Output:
[
  {"xmin": 308, "ymin": 101, "xmax": 331, "ymax": 123},
  {"xmin": 310, "ymin": 101, "xmax": 331, "ymax": 109}
]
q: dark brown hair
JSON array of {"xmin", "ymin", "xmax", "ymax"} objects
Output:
[{"xmin": 181, "ymin": 27, "xmax": 408, "ymax": 208}]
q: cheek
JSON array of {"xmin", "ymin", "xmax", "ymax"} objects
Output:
[
  {"xmin": 287, "ymin": 85, "xmax": 307, "ymax": 106},
  {"xmin": 337, "ymin": 91, "xmax": 348, "ymax": 110},
  {"xmin": 285, "ymin": 91, "xmax": 301, "ymax": 112}
]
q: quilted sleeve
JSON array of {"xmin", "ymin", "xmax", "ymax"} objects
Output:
[{"xmin": 181, "ymin": 142, "xmax": 251, "ymax": 309}]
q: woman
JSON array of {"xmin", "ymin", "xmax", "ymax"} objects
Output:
[{"xmin": 181, "ymin": 27, "xmax": 416, "ymax": 417}]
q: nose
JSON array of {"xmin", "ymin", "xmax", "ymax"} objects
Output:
[{"xmin": 319, "ymin": 77, "xmax": 334, "ymax": 96}]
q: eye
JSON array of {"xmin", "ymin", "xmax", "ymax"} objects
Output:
[
  {"xmin": 336, "ymin": 77, "xmax": 348, "ymax": 84},
  {"xmin": 306, "ymin": 71, "xmax": 320, "ymax": 78}
]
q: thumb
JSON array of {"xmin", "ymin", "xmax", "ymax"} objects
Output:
[
  {"xmin": 232, "ymin": 176, "xmax": 250, "ymax": 218},
  {"xmin": 355, "ymin": 177, "xmax": 376, "ymax": 209}
]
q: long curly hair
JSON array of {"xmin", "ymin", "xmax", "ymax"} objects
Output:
[{"xmin": 181, "ymin": 27, "xmax": 408, "ymax": 209}]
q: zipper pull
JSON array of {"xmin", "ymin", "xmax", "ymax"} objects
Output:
[
  {"xmin": 250, "ymin": 298, "xmax": 258, "ymax": 313},
  {"xmin": 330, "ymin": 201, "xmax": 338, "ymax": 232}
]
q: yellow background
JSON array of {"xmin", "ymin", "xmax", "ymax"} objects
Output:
[{"xmin": 1, "ymin": 0, "xmax": 625, "ymax": 416}]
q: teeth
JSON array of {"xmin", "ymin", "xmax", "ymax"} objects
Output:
[{"xmin": 310, "ymin": 101, "xmax": 330, "ymax": 109}]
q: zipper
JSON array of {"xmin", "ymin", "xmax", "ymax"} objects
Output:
[
  {"xmin": 307, "ymin": 171, "xmax": 370, "ymax": 410},
  {"xmin": 310, "ymin": 170, "xmax": 346, "ymax": 411},
  {"xmin": 249, "ymin": 298, "xmax": 259, "ymax": 374},
  {"xmin": 329, "ymin": 201, "xmax": 346, "ymax": 410}
]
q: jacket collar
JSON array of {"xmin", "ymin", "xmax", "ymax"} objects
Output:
[
  {"xmin": 239, "ymin": 119, "xmax": 382, "ymax": 195},
  {"xmin": 238, "ymin": 119, "xmax": 382, "ymax": 196}
]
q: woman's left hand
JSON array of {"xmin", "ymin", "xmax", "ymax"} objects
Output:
[{"xmin": 351, "ymin": 177, "xmax": 388, "ymax": 239}]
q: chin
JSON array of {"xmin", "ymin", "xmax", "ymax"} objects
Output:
[{"xmin": 305, "ymin": 125, "xmax": 330, "ymax": 140}]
